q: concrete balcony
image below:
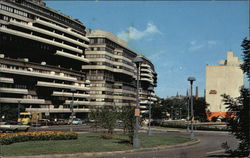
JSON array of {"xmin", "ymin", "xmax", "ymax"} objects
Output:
[
  {"xmin": 141, "ymin": 64, "xmax": 151, "ymax": 68},
  {"xmin": 26, "ymin": 108, "xmax": 90, "ymax": 113},
  {"xmin": 0, "ymin": 88, "xmax": 28, "ymax": 94},
  {"xmin": 0, "ymin": 77, "xmax": 13, "ymax": 83},
  {"xmin": 52, "ymin": 91, "xmax": 90, "ymax": 98},
  {"xmin": 8, "ymin": 20, "xmax": 88, "ymax": 49},
  {"xmin": 0, "ymin": 67, "xmax": 77, "ymax": 82},
  {"xmin": 64, "ymin": 100, "xmax": 90, "ymax": 105},
  {"xmin": 141, "ymin": 68, "xmax": 153, "ymax": 73},
  {"xmin": 37, "ymin": 81, "xmax": 89, "ymax": 91},
  {"xmin": 0, "ymin": 97, "xmax": 45, "ymax": 104},
  {"xmin": 82, "ymin": 65, "xmax": 135, "ymax": 77},
  {"xmin": 35, "ymin": 18, "xmax": 90, "ymax": 43},
  {"xmin": 0, "ymin": 26, "xmax": 83, "ymax": 54},
  {"xmin": 140, "ymin": 77, "xmax": 154, "ymax": 83},
  {"xmin": 140, "ymin": 72, "xmax": 153, "ymax": 78},
  {"xmin": 55, "ymin": 50, "xmax": 89, "ymax": 63}
]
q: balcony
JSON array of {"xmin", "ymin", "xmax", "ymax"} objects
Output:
[
  {"xmin": 37, "ymin": 81, "xmax": 89, "ymax": 91},
  {"xmin": 64, "ymin": 100, "xmax": 90, "ymax": 105},
  {"xmin": 8, "ymin": 20, "xmax": 88, "ymax": 49},
  {"xmin": 0, "ymin": 66, "xmax": 77, "ymax": 82},
  {"xmin": 0, "ymin": 88, "xmax": 28, "ymax": 94},
  {"xmin": 52, "ymin": 91, "xmax": 90, "ymax": 98},
  {"xmin": 26, "ymin": 108, "xmax": 90, "ymax": 113},
  {"xmin": 140, "ymin": 72, "xmax": 153, "ymax": 78},
  {"xmin": 0, "ymin": 26, "xmax": 83, "ymax": 54},
  {"xmin": 0, "ymin": 77, "xmax": 13, "ymax": 83},
  {"xmin": 55, "ymin": 50, "xmax": 89, "ymax": 63},
  {"xmin": 0, "ymin": 97, "xmax": 45, "ymax": 104},
  {"xmin": 35, "ymin": 18, "xmax": 90, "ymax": 43}
]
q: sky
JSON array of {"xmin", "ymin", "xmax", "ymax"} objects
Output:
[{"xmin": 45, "ymin": 0, "xmax": 248, "ymax": 98}]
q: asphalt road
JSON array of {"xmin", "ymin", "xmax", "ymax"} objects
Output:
[
  {"xmin": 29, "ymin": 125, "xmax": 238, "ymax": 158},
  {"xmin": 91, "ymin": 130, "xmax": 238, "ymax": 158}
]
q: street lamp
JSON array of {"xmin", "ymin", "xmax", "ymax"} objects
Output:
[
  {"xmin": 70, "ymin": 88, "xmax": 76, "ymax": 132},
  {"xmin": 186, "ymin": 89, "xmax": 190, "ymax": 132},
  {"xmin": 147, "ymin": 86, "xmax": 154, "ymax": 135},
  {"xmin": 17, "ymin": 100, "xmax": 21, "ymax": 123},
  {"xmin": 133, "ymin": 56, "xmax": 143, "ymax": 148},
  {"xmin": 179, "ymin": 108, "xmax": 182, "ymax": 120},
  {"xmin": 187, "ymin": 77, "xmax": 196, "ymax": 139}
]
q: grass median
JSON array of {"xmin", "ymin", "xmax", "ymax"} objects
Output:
[{"xmin": 1, "ymin": 132, "xmax": 191, "ymax": 156}]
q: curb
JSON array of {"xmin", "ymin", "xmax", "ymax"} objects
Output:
[{"xmin": 2, "ymin": 139, "xmax": 200, "ymax": 158}]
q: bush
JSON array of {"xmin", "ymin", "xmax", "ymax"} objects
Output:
[
  {"xmin": 0, "ymin": 131, "xmax": 77, "ymax": 145},
  {"xmin": 211, "ymin": 116, "xmax": 218, "ymax": 122}
]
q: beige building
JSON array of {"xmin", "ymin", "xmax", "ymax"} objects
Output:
[{"xmin": 206, "ymin": 51, "xmax": 243, "ymax": 120}]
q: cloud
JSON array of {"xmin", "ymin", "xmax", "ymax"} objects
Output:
[
  {"xmin": 148, "ymin": 50, "xmax": 166, "ymax": 60},
  {"xmin": 188, "ymin": 40, "xmax": 217, "ymax": 52},
  {"xmin": 117, "ymin": 23, "xmax": 160, "ymax": 41},
  {"xmin": 188, "ymin": 40, "xmax": 205, "ymax": 52},
  {"xmin": 207, "ymin": 40, "xmax": 217, "ymax": 45}
]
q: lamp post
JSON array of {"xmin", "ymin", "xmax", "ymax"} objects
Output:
[
  {"xmin": 17, "ymin": 100, "xmax": 21, "ymax": 123},
  {"xmin": 187, "ymin": 89, "xmax": 190, "ymax": 132},
  {"xmin": 147, "ymin": 86, "xmax": 154, "ymax": 135},
  {"xmin": 133, "ymin": 56, "xmax": 143, "ymax": 148},
  {"xmin": 187, "ymin": 77, "xmax": 196, "ymax": 139},
  {"xmin": 70, "ymin": 88, "xmax": 76, "ymax": 132},
  {"xmin": 180, "ymin": 108, "xmax": 182, "ymax": 120}
]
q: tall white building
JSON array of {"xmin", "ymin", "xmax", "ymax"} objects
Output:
[{"xmin": 206, "ymin": 51, "xmax": 243, "ymax": 120}]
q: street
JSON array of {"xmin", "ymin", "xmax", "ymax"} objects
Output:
[
  {"xmin": 91, "ymin": 130, "xmax": 237, "ymax": 158},
  {"xmin": 29, "ymin": 125, "xmax": 238, "ymax": 158}
]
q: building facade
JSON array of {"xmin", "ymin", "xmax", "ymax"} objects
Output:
[
  {"xmin": 0, "ymin": 0, "xmax": 90, "ymax": 119},
  {"xmin": 84, "ymin": 30, "xmax": 157, "ymax": 112},
  {"xmin": 205, "ymin": 51, "xmax": 243, "ymax": 120},
  {"xmin": 0, "ymin": 0, "xmax": 157, "ymax": 120}
]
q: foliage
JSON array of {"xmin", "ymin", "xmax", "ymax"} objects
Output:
[
  {"xmin": 89, "ymin": 106, "xmax": 118, "ymax": 134},
  {"xmin": 0, "ymin": 131, "xmax": 77, "ymax": 145},
  {"xmin": 193, "ymin": 98, "xmax": 208, "ymax": 122},
  {"xmin": 221, "ymin": 38, "xmax": 250, "ymax": 157},
  {"xmin": 118, "ymin": 106, "xmax": 135, "ymax": 143},
  {"xmin": 161, "ymin": 123, "xmax": 228, "ymax": 131},
  {"xmin": 157, "ymin": 97, "xmax": 208, "ymax": 122},
  {"xmin": 211, "ymin": 116, "xmax": 218, "ymax": 122},
  {"xmin": 222, "ymin": 89, "xmax": 249, "ymax": 156},
  {"xmin": 0, "ymin": 104, "xmax": 25, "ymax": 122}
]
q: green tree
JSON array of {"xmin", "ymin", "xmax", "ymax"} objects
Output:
[
  {"xmin": 118, "ymin": 106, "xmax": 135, "ymax": 143},
  {"xmin": 89, "ymin": 106, "xmax": 118, "ymax": 134},
  {"xmin": 193, "ymin": 98, "xmax": 208, "ymax": 122},
  {"xmin": 222, "ymin": 38, "xmax": 250, "ymax": 156}
]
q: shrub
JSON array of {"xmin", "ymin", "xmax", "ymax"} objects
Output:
[{"xmin": 0, "ymin": 131, "xmax": 77, "ymax": 145}]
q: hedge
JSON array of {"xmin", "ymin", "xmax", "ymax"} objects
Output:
[
  {"xmin": 161, "ymin": 123, "xmax": 229, "ymax": 131},
  {"xmin": 0, "ymin": 131, "xmax": 77, "ymax": 145}
]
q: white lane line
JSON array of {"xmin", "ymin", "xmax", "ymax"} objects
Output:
[{"xmin": 206, "ymin": 149, "xmax": 225, "ymax": 155}]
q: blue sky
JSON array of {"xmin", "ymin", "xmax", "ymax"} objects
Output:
[{"xmin": 46, "ymin": 1, "xmax": 248, "ymax": 98}]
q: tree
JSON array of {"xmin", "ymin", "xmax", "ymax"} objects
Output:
[
  {"xmin": 193, "ymin": 98, "xmax": 208, "ymax": 122},
  {"xmin": 118, "ymin": 106, "xmax": 135, "ymax": 143},
  {"xmin": 222, "ymin": 38, "xmax": 250, "ymax": 156},
  {"xmin": 89, "ymin": 106, "xmax": 118, "ymax": 134}
]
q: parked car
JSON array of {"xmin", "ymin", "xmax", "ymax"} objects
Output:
[
  {"xmin": 56, "ymin": 119, "xmax": 68, "ymax": 125},
  {"xmin": 0, "ymin": 122, "xmax": 30, "ymax": 132},
  {"xmin": 31, "ymin": 119, "xmax": 52, "ymax": 127},
  {"xmin": 71, "ymin": 118, "xmax": 84, "ymax": 125}
]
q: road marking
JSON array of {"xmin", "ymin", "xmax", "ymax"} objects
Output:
[{"xmin": 206, "ymin": 149, "xmax": 225, "ymax": 155}]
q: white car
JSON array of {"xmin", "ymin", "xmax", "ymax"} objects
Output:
[{"xmin": 71, "ymin": 118, "xmax": 83, "ymax": 125}]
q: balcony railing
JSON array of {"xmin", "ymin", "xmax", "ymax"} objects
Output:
[
  {"xmin": 37, "ymin": 81, "xmax": 89, "ymax": 91},
  {"xmin": 0, "ymin": 66, "xmax": 77, "ymax": 82}
]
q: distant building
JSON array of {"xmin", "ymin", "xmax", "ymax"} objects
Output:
[{"xmin": 205, "ymin": 51, "xmax": 243, "ymax": 121}]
